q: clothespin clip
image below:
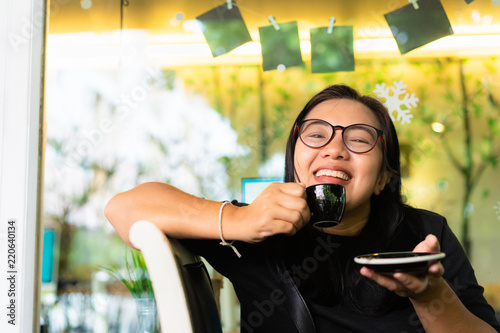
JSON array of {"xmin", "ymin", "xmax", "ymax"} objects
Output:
[
  {"xmin": 327, "ymin": 16, "xmax": 335, "ymax": 34},
  {"xmin": 227, "ymin": 0, "xmax": 233, "ymax": 10},
  {"xmin": 268, "ymin": 15, "xmax": 280, "ymax": 31},
  {"xmin": 408, "ymin": 0, "xmax": 419, "ymax": 10}
]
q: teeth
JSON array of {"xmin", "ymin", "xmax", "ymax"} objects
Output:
[{"xmin": 315, "ymin": 169, "xmax": 350, "ymax": 180}]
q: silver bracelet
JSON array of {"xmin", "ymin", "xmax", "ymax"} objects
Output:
[{"xmin": 218, "ymin": 201, "xmax": 242, "ymax": 258}]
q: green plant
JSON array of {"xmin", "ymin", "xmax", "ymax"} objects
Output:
[
  {"xmin": 431, "ymin": 59, "xmax": 499, "ymax": 257},
  {"xmin": 102, "ymin": 249, "xmax": 154, "ymax": 299}
]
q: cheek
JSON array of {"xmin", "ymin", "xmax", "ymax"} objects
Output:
[
  {"xmin": 367, "ymin": 159, "xmax": 386, "ymax": 190},
  {"xmin": 294, "ymin": 145, "xmax": 316, "ymax": 179},
  {"xmin": 294, "ymin": 148, "xmax": 306, "ymax": 173},
  {"xmin": 353, "ymin": 155, "xmax": 384, "ymax": 189}
]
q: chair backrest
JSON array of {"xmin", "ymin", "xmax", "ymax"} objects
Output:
[{"xmin": 129, "ymin": 220, "xmax": 223, "ymax": 333}]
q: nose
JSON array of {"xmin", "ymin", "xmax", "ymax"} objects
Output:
[{"xmin": 319, "ymin": 128, "xmax": 348, "ymax": 158}]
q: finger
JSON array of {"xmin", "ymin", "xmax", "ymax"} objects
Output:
[
  {"xmin": 360, "ymin": 267, "xmax": 401, "ymax": 292},
  {"xmin": 269, "ymin": 219, "xmax": 303, "ymax": 236},
  {"xmin": 266, "ymin": 205, "xmax": 307, "ymax": 234},
  {"xmin": 280, "ymin": 182, "xmax": 307, "ymax": 197},
  {"xmin": 394, "ymin": 272, "xmax": 429, "ymax": 295},
  {"xmin": 277, "ymin": 191, "xmax": 307, "ymax": 211},
  {"xmin": 273, "ymin": 187, "xmax": 309, "ymax": 226},
  {"xmin": 248, "ymin": 218, "xmax": 300, "ymax": 242},
  {"xmin": 256, "ymin": 185, "xmax": 305, "ymax": 212},
  {"xmin": 413, "ymin": 234, "xmax": 440, "ymax": 252},
  {"xmin": 261, "ymin": 183, "xmax": 305, "ymax": 205},
  {"xmin": 251, "ymin": 187, "xmax": 309, "ymax": 231},
  {"xmin": 425, "ymin": 234, "xmax": 440, "ymax": 251},
  {"xmin": 427, "ymin": 262, "xmax": 444, "ymax": 277}
]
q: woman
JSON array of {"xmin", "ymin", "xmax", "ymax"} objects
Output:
[{"xmin": 105, "ymin": 84, "xmax": 499, "ymax": 332}]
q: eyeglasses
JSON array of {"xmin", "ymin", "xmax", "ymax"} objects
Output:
[{"xmin": 295, "ymin": 119, "xmax": 386, "ymax": 153}]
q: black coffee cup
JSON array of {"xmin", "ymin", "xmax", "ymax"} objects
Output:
[{"xmin": 306, "ymin": 184, "xmax": 346, "ymax": 228}]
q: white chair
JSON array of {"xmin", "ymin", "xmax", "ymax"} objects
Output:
[{"xmin": 129, "ymin": 220, "xmax": 223, "ymax": 333}]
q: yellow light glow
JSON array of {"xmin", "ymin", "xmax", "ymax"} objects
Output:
[
  {"xmin": 146, "ymin": 43, "xmax": 212, "ymax": 57},
  {"xmin": 47, "ymin": 29, "xmax": 500, "ymax": 68},
  {"xmin": 80, "ymin": 0, "xmax": 92, "ymax": 10},
  {"xmin": 145, "ymin": 35, "xmax": 500, "ymax": 59},
  {"xmin": 432, "ymin": 122, "xmax": 445, "ymax": 133}
]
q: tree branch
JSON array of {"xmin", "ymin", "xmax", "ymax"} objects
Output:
[
  {"xmin": 472, "ymin": 149, "xmax": 500, "ymax": 186},
  {"xmin": 441, "ymin": 134, "xmax": 467, "ymax": 176}
]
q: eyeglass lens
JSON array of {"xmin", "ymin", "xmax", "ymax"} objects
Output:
[{"xmin": 299, "ymin": 120, "xmax": 379, "ymax": 153}]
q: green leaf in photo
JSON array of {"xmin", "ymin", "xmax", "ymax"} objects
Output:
[
  {"xmin": 197, "ymin": 3, "xmax": 252, "ymax": 57},
  {"xmin": 259, "ymin": 21, "xmax": 303, "ymax": 71},
  {"xmin": 384, "ymin": 0, "xmax": 454, "ymax": 55},
  {"xmin": 310, "ymin": 25, "xmax": 354, "ymax": 73}
]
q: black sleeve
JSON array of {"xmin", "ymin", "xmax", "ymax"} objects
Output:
[{"xmin": 422, "ymin": 211, "xmax": 500, "ymax": 331}]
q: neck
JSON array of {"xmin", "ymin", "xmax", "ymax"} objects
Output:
[{"xmin": 317, "ymin": 201, "xmax": 370, "ymax": 236}]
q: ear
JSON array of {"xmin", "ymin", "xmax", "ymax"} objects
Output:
[{"xmin": 374, "ymin": 172, "xmax": 391, "ymax": 195}]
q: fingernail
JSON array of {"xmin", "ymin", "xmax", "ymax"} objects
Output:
[{"xmin": 394, "ymin": 273, "xmax": 405, "ymax": 282}]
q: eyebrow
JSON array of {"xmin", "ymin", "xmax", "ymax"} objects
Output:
[{"xmin": 302, "ymin": 119, "xmax": 379, "ymax": 129}]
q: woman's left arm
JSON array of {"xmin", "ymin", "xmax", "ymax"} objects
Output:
[{"xmin": 360, "ymin": 234, "xmax": 497, "ymax": 333}]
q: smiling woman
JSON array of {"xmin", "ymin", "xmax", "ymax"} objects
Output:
[{"xmin": 105, "ymin": 84, "xmax": 500, "ymax": 332}]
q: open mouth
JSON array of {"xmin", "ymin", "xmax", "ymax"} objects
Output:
[{"xmin": 315, "ymin": 169, "xmax": 351, "ymax": 181}]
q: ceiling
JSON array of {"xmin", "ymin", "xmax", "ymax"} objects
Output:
[
  {"xmin": 46, "ymin": 0, "xmax": 500, "ymax": 67},
  {"xmin": 49, "ymin": 0, "xmax": 499, "ymax": 39}
]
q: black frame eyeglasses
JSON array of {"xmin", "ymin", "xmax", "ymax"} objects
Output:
[{"xmin": 294, "ymin": 119, "xmax": 386, "ymax": 153}]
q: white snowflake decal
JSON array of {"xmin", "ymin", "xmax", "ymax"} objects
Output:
[
  {"xmin": 494, "ymin": 201, "xmax": 500, "ymax": 220},
  {"xmin": 373, "ymin": 80, "xmax": 419, "ymax": 125}
]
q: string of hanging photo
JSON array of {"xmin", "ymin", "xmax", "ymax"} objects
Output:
[{"xmin": 196, "ymin": 0, "xmax": 458, "ymax": 73}]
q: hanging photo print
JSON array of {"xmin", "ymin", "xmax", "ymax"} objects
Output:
[
  {"xmin": 310, "ymin": 25, "xmax": 354, "ymax": 73},
  {"xmin": 196, "ymin": 3, "xmax": 252, "ymax": 57},
  {"xmin": 259, "ymin": 21, "xmax": 303, "ymax": 71},
  {"xmin": 384, "ymin": 0, "xmax": 454, "ymax": 54}
]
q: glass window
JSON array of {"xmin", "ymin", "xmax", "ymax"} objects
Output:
[{"xmin": 43, "ymin": 1, "xmax": 500, "ymax": 331}]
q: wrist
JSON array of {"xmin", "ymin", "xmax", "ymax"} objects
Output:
[
  {"xmin": 218, "ymin": 202, "xmax": 241, "ymax": 258},
  {"xmin": 409, "ymin": 277, "xmax": 455, "ymax": 305},
  {"xmin": 219, "ymin": 203, "xmax": 239, "ymax": 240}
]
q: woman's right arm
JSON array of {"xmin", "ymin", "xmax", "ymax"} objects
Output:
[{"xmin": 104, "ymin": 182, "xmax": 309, "ymax": 248}]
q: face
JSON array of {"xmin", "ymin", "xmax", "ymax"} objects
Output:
[{"xmin": 294, "ymin": 98, "xmax": 389, "ymax": 218}]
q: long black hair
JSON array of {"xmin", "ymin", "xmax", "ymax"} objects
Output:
[{"xmin": 281, "ymin": 84, "xmax": 420, "ymax": 313}]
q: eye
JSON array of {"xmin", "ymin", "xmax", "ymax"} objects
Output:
[
  {"xmin": 348, "ymin": 136, "xmax": 371, "ymax": 144},
  {"xmin": 301, "ymin": 123, "xmax": 330, "ymax": 138},
  {"xmin": 306, "ymin": 131, "xmax": 327, "ymax": 139},
  {"xmin": 345, "ymin": 126, "xmax": 376, "ymax": 146}
]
